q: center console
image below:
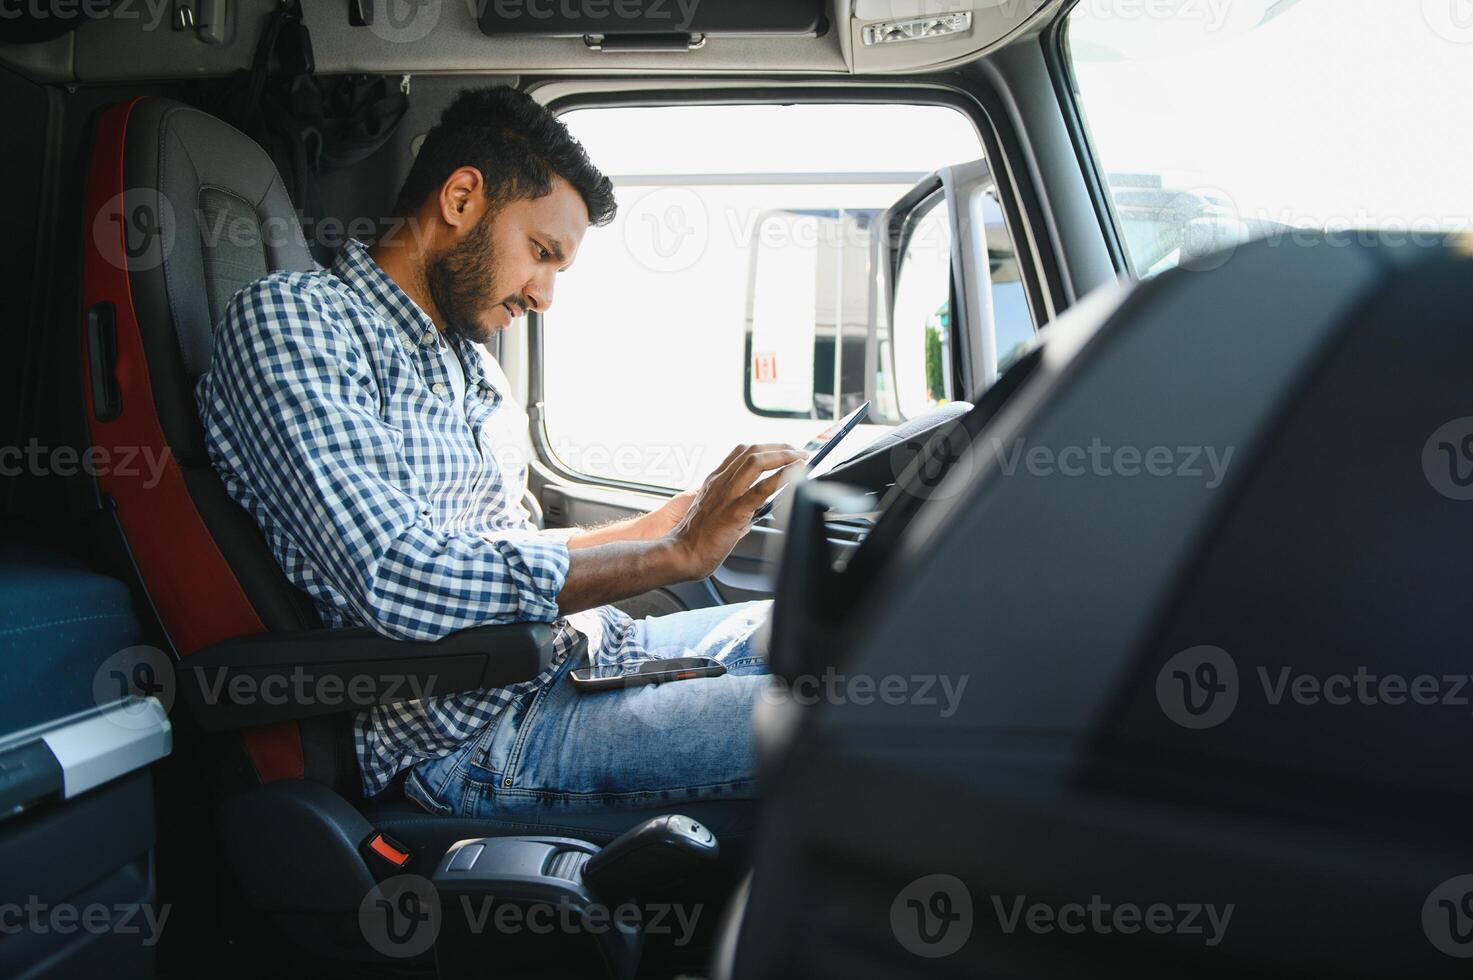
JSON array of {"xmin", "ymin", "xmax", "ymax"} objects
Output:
[
  {"xmin": 222, "ymin": 778, "xmax": 729, "ymax": 976},
  {"xmin": 430, "ymin": 815, "xmax": 720, "ymax": 978}
]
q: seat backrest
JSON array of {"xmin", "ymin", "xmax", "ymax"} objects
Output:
[{"xmin": 82, "ymin": 98, "xmax": 321, "ymax": 780}]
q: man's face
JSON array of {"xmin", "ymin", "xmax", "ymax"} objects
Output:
[{"xmin": 426, "ymin": 175, "xmax": 589, "ymax": 344}]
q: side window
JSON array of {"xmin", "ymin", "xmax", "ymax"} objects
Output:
[{"xmin": 542, "ymin": 102, "xmax": 1032, "ymax": 490}]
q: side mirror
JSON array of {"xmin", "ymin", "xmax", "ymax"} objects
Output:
[
  {"xmin": 740, "ymin": 159, "xmax": 1017, "ymax": 428},
  {"xmin": 886, "ymin": 182, "xmax": 954, "ymax": 419},
  {"xmin": 742, "ymin": 208, "xmax": 898, "ymax": 424},
  {"xmin": 881, "ymin": 160, "xmax": 1004, "ymax": 415}
]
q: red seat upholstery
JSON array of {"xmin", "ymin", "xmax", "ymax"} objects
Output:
[{"xmin": 81, "ymin": 97, "xmax": 321, "ymax": 782}]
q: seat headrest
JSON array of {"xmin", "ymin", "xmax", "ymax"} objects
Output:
[{"xmin": 121, "ymin": 98, "xmax": 316, "ymax": 460}]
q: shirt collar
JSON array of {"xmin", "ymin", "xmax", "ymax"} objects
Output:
[
  {"xmin": 333, "ymin": 239, "xmax": 497, "ymax": 396},
  {"xmin": 333, "ymin": 239, "xmax": 441, "ymax": 350}
]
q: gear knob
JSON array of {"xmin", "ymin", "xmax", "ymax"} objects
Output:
[{"xmin": 581, "ymin": 814, "xmax": 720, "ymax": 905}]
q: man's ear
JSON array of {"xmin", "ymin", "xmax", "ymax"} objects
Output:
[{"xmin": 437, "ymin": 166, "xmax": 486, "ymax": 231}]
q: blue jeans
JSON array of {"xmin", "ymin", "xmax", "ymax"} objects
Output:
[{"xmin": 402, "ymin": 601, "xmax": 774, "ymax": 825}]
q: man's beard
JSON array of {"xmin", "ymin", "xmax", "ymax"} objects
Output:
[{"xmin": 424, "ymin": 213, "xmax": 518, "ymax": 344}]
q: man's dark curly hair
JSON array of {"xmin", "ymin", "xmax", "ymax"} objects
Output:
[{"xmin": 393, "ymin": 86, "xmax": 616, "ymax": 227}]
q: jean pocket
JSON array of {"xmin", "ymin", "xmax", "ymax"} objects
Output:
[
  {"xmin": 470, "ymin": 676, "xmax": 564, "ymax": 791},
  {"xmin": 464, "ymin": 698, "xmax": 521, "ymax": 783},
  {"xmin": 402, "ymin": 765, "xmax": 455, "ymax": 816}
]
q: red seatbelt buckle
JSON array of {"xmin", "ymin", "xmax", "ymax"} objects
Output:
[{"xmin": 361, "ymin": 831, "xmax": 412, "ymax": 872}]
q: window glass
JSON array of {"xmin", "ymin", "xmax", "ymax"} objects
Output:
[
  {"xmin": 984, "ymin": 191, "xmax": 1034, "ymax": 372},
  {"xmin": 542, "ymin": 103, "xmax": 996, "ymax": 490},
  {"xmin": 1066, "ymin": 0, "xmax": 1473, "ymax": 278}
]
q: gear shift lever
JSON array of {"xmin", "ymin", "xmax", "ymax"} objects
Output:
[{"xmin": 581, "ymin": 814, "xmax": 720, "ymax": 905}]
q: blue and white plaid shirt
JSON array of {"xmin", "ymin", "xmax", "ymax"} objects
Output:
[{"xmin": 196, "ymin": 239, "xmax": 646, "ymax": 797}]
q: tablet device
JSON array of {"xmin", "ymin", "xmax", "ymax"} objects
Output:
[{"xmin": 752, "ymin": 400, "xmax": 871, "ymax": 522}]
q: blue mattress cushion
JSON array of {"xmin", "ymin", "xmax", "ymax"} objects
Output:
[{"xmin": 0, "ymin": 544, "xmax": 143, "ymax": 737}]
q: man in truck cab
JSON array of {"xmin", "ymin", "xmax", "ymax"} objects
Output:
[{"xmin": 195, "ymin": 85, "xmax": 805, "ymax": 820}]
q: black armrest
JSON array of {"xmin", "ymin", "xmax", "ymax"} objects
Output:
[{"xmin": 178, "ymin": 623, "xmax": 556, "ymax": 731}]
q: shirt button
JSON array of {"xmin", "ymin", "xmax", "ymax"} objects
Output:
[
  {"xmin": 400, "ymin": 337, "xmax": 413, "ymax": 352},
  {"xmin": 422, "ymin": 330, "xmax": 435, "ymax": 345},
  {"xmin": 432, "ymin": 382, "xmax": 447, "ymax": 396}
]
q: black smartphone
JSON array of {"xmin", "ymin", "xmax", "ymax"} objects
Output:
[{"xmin": 569, "ymin": 656, "xmax": 727, "ymax": 692}]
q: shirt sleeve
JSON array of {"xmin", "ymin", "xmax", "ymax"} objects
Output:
[{"xmin": 197, "ymin": 275, "xmax": 569, "ymax": 642}]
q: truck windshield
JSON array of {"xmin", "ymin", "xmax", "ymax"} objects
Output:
[{"xmin": 1064, "ymin": 0, "xmax": 1473, "ymax": 277}]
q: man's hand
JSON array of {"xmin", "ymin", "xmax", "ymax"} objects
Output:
[
  {"xmin": 554, "ymin": 444, "xmax": 804, "ymax": 617},
  {"xmin": 666, "ymin": 444, "xmax": 806, "ymax": 580}
]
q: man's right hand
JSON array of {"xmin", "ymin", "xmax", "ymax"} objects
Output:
[{"xmin": 667, "ymin": 444, "xmax": 807, "ymax": 580}]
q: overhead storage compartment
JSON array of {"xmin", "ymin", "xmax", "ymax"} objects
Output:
[{"xmin": 477, "ymin": 0, "xmax": 825, "ymax": 39}]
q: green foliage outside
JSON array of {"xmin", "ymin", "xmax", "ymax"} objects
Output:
[{"xmin": 924, "ymin": 302, "xmax": 949, "ymax": 403}]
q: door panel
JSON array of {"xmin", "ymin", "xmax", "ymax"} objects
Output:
[{"xmin": 0, "ymin": 545, "xmax": 171, "ymax": 979}]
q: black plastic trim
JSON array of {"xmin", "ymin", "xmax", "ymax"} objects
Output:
[
  {"xmin": 0, "ymin": 740, "xmax": 63, "ymax": 819},
  {"xmin": 85, "ymin": 301, "xmax": 122, "ymax": 421},
  {"xmin": 955, "ymin": 58, "xmax": 1069, "ymax": 319},
  {"xmin": 1044, "ymin": 0, "xmax": 1133, "ymax": 279}
]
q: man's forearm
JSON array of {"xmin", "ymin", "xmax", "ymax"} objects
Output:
[
  {"xmin": 555, "ymin": 537, "xmax": 690, "ymax": 615},
  {"xmin": 564, "ymin": 512, "xmax": 657, "ymax": 550}
]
